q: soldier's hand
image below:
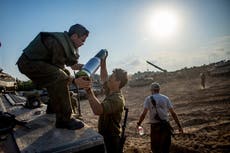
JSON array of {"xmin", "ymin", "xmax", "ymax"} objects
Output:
[
  {"xmin": 101, "ymin": 51, "xmax": 108, "ymax": 64},
  {"xmin": 74, "ymin": 77, "xmax": 92, "ymax": 89}
]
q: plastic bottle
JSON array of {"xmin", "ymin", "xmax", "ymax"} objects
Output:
[
  {"xmin": 75, "ymin": 49, "xmax": 108, "ymax": 78},
  {"xmin": 138, "ymin": 126, "xmax": 144, "ymax": 136}
]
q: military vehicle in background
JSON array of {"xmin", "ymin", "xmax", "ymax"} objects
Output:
[{"xmin": 0, "ymin": 69, "xmax": 16, "ymax": 93}]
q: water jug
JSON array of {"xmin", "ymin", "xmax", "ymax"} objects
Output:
[{"xmin": 75, "ymin": 49, "xmax": 108, "ymax": 78}]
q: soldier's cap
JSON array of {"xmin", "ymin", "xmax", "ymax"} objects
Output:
[{"xmin": 150, "ymin": 82, "xmax": 160, "ymax": 90}]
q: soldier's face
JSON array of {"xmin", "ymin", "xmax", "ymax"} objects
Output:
[
  {"xmin": 107, "ymin": 73, "xmax": 120, "ymax": 90},
  {"xmin": 71, "ymin": 34, "xmax": 88, "ymax": 49}
]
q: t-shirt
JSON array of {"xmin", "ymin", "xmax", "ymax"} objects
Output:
[
  {"xmin": 144, "ymin": 93, "xmax": 173, "ymax": 123},
  {"xmin": 98, "ymin": 92, "xmax": 125, "ymax": 137}
]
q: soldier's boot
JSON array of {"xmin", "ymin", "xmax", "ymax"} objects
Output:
[{"xmin": 55, "ymin": 118, "xmax": 84, "ymax": 130}]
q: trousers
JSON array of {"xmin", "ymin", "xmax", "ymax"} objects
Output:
[
  {"xmin": 150, "ymin": 123, "xmax": 171, "ymax": 153},
  {"xmin": 17, "ymin": 53, "xmax": 72, "ymax": 122},
  {"xmin": 103, "ymin": 135, "xmax": 122, "ymax": 153}
]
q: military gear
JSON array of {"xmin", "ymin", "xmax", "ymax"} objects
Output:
[
  {"xmin": 24, "ymin": 93, "xmax": 41, "ymax": 109},
  {"xmin": 120, "ymin": 107, "xmax": 128, "ymax": 152},
  {"xmin": 98, "ymin": 92, "xmax": 125, "ymax": 136},
  {"xmin": 22, "ymin": 32, "xmax": 79, "ymax": 67},
  {"xmin": 0, "ymin": 111, "xmax": 29, "ymax": 135}
]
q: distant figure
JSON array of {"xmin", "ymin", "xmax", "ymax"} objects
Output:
[
  {"xmin": 83, "ymin": 53, "xmax": 128, "ymax": 153},
  {"xmin": 137, "ymin": 82, "xmax": 183, "ymax": 153},
  {"xmin": 200, "ymin": 73, "xmax": 206, "ymax": 89},
  {"xmin": 17, "ymin": 24, "xmax": 91, "ymax": 130}
]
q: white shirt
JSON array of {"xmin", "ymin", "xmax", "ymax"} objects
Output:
[{"xmin": 144, "ymin": 93, "xmax": 173, "ymax": 123}]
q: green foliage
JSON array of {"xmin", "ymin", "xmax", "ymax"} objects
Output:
[{"xmin": 16, "ymin": 80, "xmax": 36, "ymax": 91}]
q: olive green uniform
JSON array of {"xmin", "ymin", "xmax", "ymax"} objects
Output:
[
  {"xmin": 70, "ymin": 91, "xmax": 78, "ymax": 114},
  {"xmin": 17, "ymin": 32, "xmax": 79, "ymax": 122},
  {"xmin": 99, "ymin": 88, "xmax": 125, "ymax": 153}
]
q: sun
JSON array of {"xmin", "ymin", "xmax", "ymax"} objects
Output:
[{"xmin": 147, "ymin": 9, "xmax": 179, "ymax": 38}]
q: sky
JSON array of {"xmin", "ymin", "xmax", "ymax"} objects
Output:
[{"xmin": 0, "ymin": 0, "xmax": 230, "ymax": 81}]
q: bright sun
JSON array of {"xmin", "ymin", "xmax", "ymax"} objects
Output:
[{"xmin": 147, "ymin": 9, "xmax": 179, "ymax": 38}]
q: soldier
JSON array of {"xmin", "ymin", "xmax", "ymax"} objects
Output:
[
  {"xmin": 200, "ymin": 73, "xmax": 206, "ymax": 89},
  {"xmin": 17, "ymin": 24, "xmax": 91, "ymax": 130},
  {"xmin": 83, "ymin": 53, "xmax": 128, "ymax": 153}
]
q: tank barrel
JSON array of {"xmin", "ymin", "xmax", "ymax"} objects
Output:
[{"xmin": 146, "ymin": 61, "xmax": 167, "ymax": 72}]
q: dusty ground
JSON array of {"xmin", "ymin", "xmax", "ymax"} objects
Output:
[{"xmin": 80, "ymin": 68, "xmax": 230, "ymax": 153}]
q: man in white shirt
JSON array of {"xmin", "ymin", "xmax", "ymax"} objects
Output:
[{"xmin": 137, "ymin": 82, "xmax": 183, "ymax": 153}]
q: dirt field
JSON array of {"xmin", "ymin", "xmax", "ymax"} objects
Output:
[{"xmin": 80, "ymin": 65, "xmax": 230, "ymax": 153}]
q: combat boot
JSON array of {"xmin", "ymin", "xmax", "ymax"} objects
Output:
[{"xmin": 55, "ymin": 118, "xmax": 84, "ymax": 130}]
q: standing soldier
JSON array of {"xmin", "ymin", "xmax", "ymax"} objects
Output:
[{"xmin": 200, "ymin": 73, "xmax": 206, "ymax": 89}]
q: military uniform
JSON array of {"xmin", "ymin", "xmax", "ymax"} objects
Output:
[
  {"xmin": 99, "ymin": 85, "xmax": 125, "ymax": 153},
  {"xmin": 17, "ymin": 32, "xmax": 79, "ymax": 123},
  {"xmin": 70, "ymin": 91, "xmax": 78, "ymax": 114}
]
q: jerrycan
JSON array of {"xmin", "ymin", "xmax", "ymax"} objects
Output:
[{"xmin": 75, "ymin": 49, "xmax": 108, "ymax": 78}]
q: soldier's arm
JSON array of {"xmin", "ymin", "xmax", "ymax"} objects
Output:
[
  {"xmin": 100, "ymin": 52, "xmax": 108, "ymax": 83},
  {"xmin": 86, "ymin": 88, "xmax": 103, "ymax": 115}
]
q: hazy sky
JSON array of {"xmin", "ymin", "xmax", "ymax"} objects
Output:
[{"xmin": 0, "ymin": 0, "xmax": 230, "ymax": 80}]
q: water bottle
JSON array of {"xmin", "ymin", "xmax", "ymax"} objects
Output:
[
  {"xmin": 75, "ymin": 49, "xmax": 108, "ymax": 78},
  {"xmin": 138, "ymin": 126, "xmax": 144, "ymax": 136}
]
